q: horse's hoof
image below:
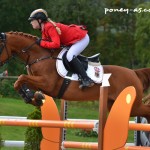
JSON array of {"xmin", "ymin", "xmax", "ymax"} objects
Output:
[{"xmin": 33, "ymin": 91, "xmax": 45, "ymax": 106}]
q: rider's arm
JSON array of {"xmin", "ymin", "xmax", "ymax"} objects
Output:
[{"xmin": 40, "ymin": 25, "xmax": 60, "ymax": 49}]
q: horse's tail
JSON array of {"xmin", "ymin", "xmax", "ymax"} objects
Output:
[{"xmin": 134, "ymin": 68, "xmax": 150, "ymax": 91}]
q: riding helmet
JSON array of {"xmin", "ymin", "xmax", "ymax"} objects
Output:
[{"xmin": 28, "ymin": 9, "xmax": 48, "ymax": 21}]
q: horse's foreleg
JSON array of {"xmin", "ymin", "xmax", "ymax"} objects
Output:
[
  {"xmin": 14, "ymin": 74, "xmax": 48, "ymax": 106},
  {"xmin": 14, "ymin": 74, "xmax": 47, "ymax": 91}
]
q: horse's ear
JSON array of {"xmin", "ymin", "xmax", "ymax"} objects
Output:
[{"xmin": 0, "ymin": 32, "xmax": 6, "ymax": 40}]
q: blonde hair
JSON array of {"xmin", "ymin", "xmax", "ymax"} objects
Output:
[
  {"xmin": 30, "ymin": 8, "xmax": 61, "ymax": 35},
  {"xmin": 47, "ymin": 18, "xmax": 61, "ymax": 35}
]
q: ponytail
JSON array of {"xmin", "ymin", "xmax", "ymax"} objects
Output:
[{"xmin": 47, "ymin": 18, "xmax": 61, "ymax": 35}]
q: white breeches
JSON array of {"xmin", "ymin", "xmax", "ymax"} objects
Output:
[{"xmin": 66, "ymin": 34, "xmax": 90, "ymax": 62}]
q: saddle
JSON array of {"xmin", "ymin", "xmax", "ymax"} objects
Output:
[
  {"xmin": 56, "ymin": 48, "xmax": 103, "ymax": 84},
  {"xmin": 62, "ymin": 50, "xmax": 100, "ymax": 73}
]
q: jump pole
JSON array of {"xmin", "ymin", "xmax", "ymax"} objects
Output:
[
  {"xmin": 0, "ymin": 70, "xmax": 8, "ymax": 77},
  {"xmin": 0, "ymin": 119, "xmax": 97, "ymax": 129},
  {"xmin": 0, "ymin": 76, "xmax": 18, "ymax": 79},
  {"xmin": 0, "ymin": 70, "xmax": 18, "ymax": 79},
  {"xmin": 129, "ymin": 123, "xmax": 150, "ymax": 131},
  {"xmin": 62, "ymin": 141, "xmax": 98, "ymax": 150}
]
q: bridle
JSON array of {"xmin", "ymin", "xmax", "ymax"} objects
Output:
[
  {"xmin": 0, "ymin": 32, "xmax": 39, "ymax": 67},
  {"xmin": 0, "ymin": 32, "xmax": 10, "ymax": 66},
  {"xmin": 0, "ymin": 32, "xmax": 62, "ymax": 68}
]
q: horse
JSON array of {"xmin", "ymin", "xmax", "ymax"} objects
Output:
[{"xmin": 1, "ymin": 31, "xmax": 150, "ymax": 122}]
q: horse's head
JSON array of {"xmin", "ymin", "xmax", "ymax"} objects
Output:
[{"xmin": 0, "ymin": 32, "xmax": 38, "ymax": 66}]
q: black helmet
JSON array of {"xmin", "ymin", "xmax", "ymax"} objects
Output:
[{"xmin": 28, "ymin": 9, "xmax": 48, "ymax": 21}]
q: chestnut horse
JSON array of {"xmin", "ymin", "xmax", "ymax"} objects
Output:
[{"xmin": 0, "ymin": 32, "xmax": 150, "ymax": 122}]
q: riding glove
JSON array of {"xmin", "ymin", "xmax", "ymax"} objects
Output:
[{"xmin": 36, "ymin": 38, "xmax": 42, "ymax": 45}]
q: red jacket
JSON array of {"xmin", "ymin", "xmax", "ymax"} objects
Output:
[{"xmin": 40, "ymin": 22, "xmax": 88, "ymax": 49}]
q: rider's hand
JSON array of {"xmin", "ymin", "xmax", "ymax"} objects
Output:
[{"xmin": 36, "ymin": 38, "xmax": 41, "ymax": 45}]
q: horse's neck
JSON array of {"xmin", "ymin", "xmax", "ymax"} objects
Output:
[
  {"xmin": 7, "ymin": 32, "xmax": 61, "ymax": 59},
  {"xmin": 7, "ymin": 34, "xmax": 53, "ymax": 60},
  {"xmin": 7, "ymin": 33, "xmax": 35, "ymax": 55},
  {"xmin": 7, "ymin": 32, "xmax": 61, "ymax": 77}
]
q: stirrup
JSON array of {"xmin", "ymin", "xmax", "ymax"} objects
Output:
[{"xmin": 79, "ymin": 78, "xmax": 94, "ymax": 89}]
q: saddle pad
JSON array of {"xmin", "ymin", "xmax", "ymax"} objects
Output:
[{"xmin": 56, "ymin": 49, "xmax": 103, "ymax": 84}]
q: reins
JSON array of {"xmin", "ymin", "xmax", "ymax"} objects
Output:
[
  {"xmin": 19, "ymin": 42, "xmax": 62, "ymax": 68},
  {"xmin": 26, "ymin": 55, "xmax": 62, "ymax": 68},
  {"xmin": 21, "ymin": 41, "xmax": 37, "ymax": 53}
]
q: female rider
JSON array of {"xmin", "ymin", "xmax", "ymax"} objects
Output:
[{"xmin": 28, "ymin": 8, "xmax": 94, "ymax": 89}]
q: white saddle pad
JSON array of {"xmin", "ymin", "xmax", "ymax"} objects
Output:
[{"xmin": 56, "ymin": 49, "xmax": 104, "ymax": 84}]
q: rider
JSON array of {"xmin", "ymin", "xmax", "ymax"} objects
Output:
[{"xmin": 28, "ymin": 8, "xmax": 94, "ymax": 88}]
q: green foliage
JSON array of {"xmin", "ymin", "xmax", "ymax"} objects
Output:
[
  {"xmin": 46, "ymin": 0, "xmax": 100, "ymax": 36},
  {"xmin": 100, "ymin": 0, "xmax": 136, "ymax": 31},
  {"xmin": 75, "ymin": 129, "xmax": 98, "ymax": 138},
  {"xmin": 0, "ymin": 0, "xmax": 48, "ymax": 32},
  {"xmin": 97, "ymin": 0, "xmax": 139, "ymax": 67},
  {"xmin": 0, "ymin": 58, "xmax": 25, "ymax": 98},
  {"xmin": 24, "ymin": 108, "xmax": 42, "ymax": 150},
  {"xmin": 134, "ymin": 2, "xmax": 150, "ymax": 67},
  {"xmin": 0, "ymin": 131, "xmax": 2, "ymax": 148},
  {"xmin": 0, "ymin": 80, "xmax": 18, "ymax": 97},
  {"xmin": 45, "ymin": 0, "xmax": 101, "ymax": 56},
  {"xmin": 96, "ymin": 31, "xmax": 135, "ymax": 67}
]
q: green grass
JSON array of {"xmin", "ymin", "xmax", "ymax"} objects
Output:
[
  {"xmin": 0, "ymin": 98, "xmax": 134, "ymax": 150},
  {"xmin": 0, "ymin": 98, "xmax": 34, "ymax": 150}
]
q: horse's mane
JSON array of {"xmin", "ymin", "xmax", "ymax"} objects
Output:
[
  {"xmin": 7, "ymin": 31, "xmax": 61, "ymax": 55},
  {"xmin": 8, "ymin": 31, "xmax": 37, "ymax": 40}
]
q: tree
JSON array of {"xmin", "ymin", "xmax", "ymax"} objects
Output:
[
  {"xmin": 96, "ymin": 0, "xmax": 143, "ymax": 68},
  {"xmin": 45, "ymin": 0, "xmax": 101, "ymax": 56},
  {"xmin": 0, "ymin": 0, "xmax": 49, "ymax": 32},
  {"xmin": 134, "ymin": 2, "xmax": 150, "ymax": 67}
]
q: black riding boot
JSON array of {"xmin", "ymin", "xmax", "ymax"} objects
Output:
[{"xmin": 70, "ymin": 56, "xmax": 94, "ymax": 89}]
